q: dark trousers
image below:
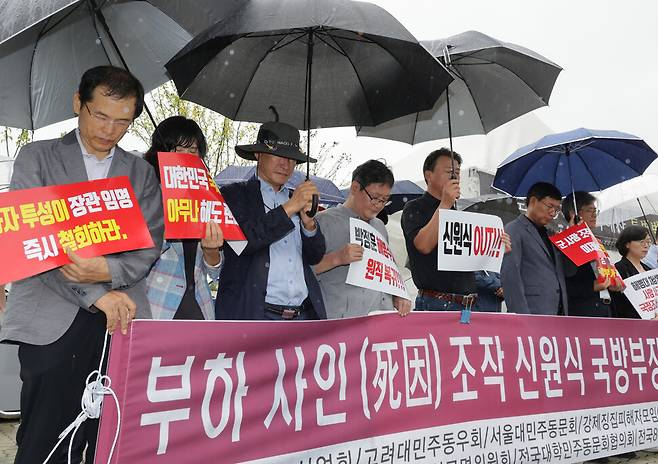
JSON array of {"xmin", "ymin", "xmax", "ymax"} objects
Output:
[{"xmin": 15, "ymin": 308, "xmax": 107, "ymax": 464}]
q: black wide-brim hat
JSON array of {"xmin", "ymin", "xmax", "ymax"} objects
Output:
[{"xmin": 235, "ymin": 121, "xmax": 316, "ymax": 164}]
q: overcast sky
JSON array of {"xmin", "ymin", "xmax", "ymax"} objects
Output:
[
  {"xmin": 24, "ymin": 0, "xmax": 658, "ymax": 186},
  {"xmin": 328, "ymin": 0, "xmax": 658, "ymax": 183}
]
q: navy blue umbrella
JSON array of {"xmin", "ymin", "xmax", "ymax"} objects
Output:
[
  {"xmin": 493, "ymin": 128, "xmax": 658, "ymax": 197},
  {"xmin": 215, "ymin": 166, "xmax": 345, "ymax": 206}
]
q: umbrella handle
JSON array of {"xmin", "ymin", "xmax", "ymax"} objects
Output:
[{"xmin": 306, "ymin": 194, "xmax": 319, "ymax": 218}]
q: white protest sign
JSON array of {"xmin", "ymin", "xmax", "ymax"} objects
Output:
[
  {"xmin": 438, "ymin": 209, "xmax": 505, "ymax": 272},
  {"xmin": 622, "ymin": 269, "xmax": 658, "ymax": 320},
  {"xmin": 346, "ymin": 218, "xmax": 409, "ymax": 300}
]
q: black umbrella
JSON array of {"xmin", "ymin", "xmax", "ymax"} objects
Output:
[
  {"xmin": 165, "ymin": 0, "xmax": 452, "ymax": 214},
  {"xmin": 457, "ymin": 193, "xmax": 523, "ymax": 225},
  {"xmin": 358, "ymin": 30, "xmax": 562, "ymax": 175},
  {"xmin": 0, "ymin": 0, "xmax": 243, "ymax": 129}
]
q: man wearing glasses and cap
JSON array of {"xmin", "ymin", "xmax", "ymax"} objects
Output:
[
  {"xmin": 215, "ymin": 121, "xmax": 327, "ymax": 320},
  {"xmin": 314, "ymin": 160, "xmax": 412, "ymax": 319},
  {"xmin": 501, "ymin": 181, "xmax": 569, "ymax": 315}
]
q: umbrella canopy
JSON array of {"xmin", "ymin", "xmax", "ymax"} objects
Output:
[
  {"xmin": 215, "ymin": 165, "xmax": 345, "ymax": 206},
  {"xmin": 165, "ymin": 0, "xmax": 452, "ymax": 131},
  {"xmin": 341, "ymin": 179, "xmax": 425, "ymax": 215},
  {"xmin": 492, "ymin": 128, "xmax": 658, "ymax": 197},
  {"xmin": 0, "ymin": 0, "xmax": 243, "ymax": 129},
  {"xmin": 457, "ymin": 193, "xmax": 522, "ymax": 225},
  {"xmin": 358, "ymin": 30, "xmax": 562, "ymax": 145},
  {"xmin": 596, "ymin": 174, "xmax": 658, "ymax": 241}
]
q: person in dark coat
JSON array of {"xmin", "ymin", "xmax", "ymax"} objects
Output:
[
  {"xmin": 473, "ymin": 271, "xmax": 503, "ymax": 312},
  {"xmin": 611, "ymin": 225, "xmax": 652, "ymax": 319},
  {"xmin": 214, "ymin": 121, "xmax": 327, "ymax": 321},
  {"xmin": 562, "ymin": 191, "xmax": 616, "ymax": 317}
]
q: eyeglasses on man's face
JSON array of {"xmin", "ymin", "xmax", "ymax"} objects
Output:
[
  {"xmin": 580, "ymin": 206, "xmax": 599, "ymax": 216},
  {"xmin": 84, "ymin": 103, "xmax": 132, "ymax": 130},
  {"xmin": 540, "ymin": 199, "xmax": 561, "ymax": 217},
  {"xmin": 359, "ymin": 182, "xmax": 392, "ymax": 207}
]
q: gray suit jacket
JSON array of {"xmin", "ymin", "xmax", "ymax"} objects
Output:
[
  {"xmin": 500, "ymin": 214, "xmax": 568, "ymax": 315},
  {"xmin": 0, "ymin": 131, "xmax": 164, "ymax": 345}
]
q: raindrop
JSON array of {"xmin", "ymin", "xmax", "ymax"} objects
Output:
[
  {"xmin": 375, "ymin": 89, "xmax": 380, "ymax": 95},
  {"xmin": 402, "ymin": 196, "xmax": 408, "ymax": 202},
  {"xmin": 458, "ymin": 110, "xmax": 464, "ymax": 116},
  {"xmin": 437, "ymin": 120, "xmax": 443, "ymax": 126},
  {"xmin": 558, "ymin": 161, "xmax": 564, "ymax": 166},
  {"xmin": 124, "ymin": 42, "xmax": 130, "ymax": 48},
  {"xmin": 95, "ymin": 38, "xmax": 101, "ymax": 45},
  {"xmin": 138, "ymin": 17, "xmax": 144, "ymax": 23},
  {"xmin": 229, "ymin": 92, "xmax": 235, "ymax": 99},
  {"xmin": 625, "ymin": 158, "xmax": 631, "ymax": 164},
  {"xmin": 229, "ymin": 49, "xmax": 235, "ymax": 56},
  {"xmin": 501, "ymin": 179, "xmax": 506, "ymax": 184},
  {"xmin": 264, "ymin": 262, "xmax": 270, "ymax": 268},
  {"xmin": 224, "ymin": 60, "xmax": 229, "ymax": 66}
]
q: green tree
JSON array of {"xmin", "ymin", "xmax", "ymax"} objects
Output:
[
  {"xmin": 1, "ymin": 127, "xmax": 33, "ymax": 158},
  {"xmin": 131, "ymin": 82, "xmax": 350, "ymax": 183},
  {"xmin": 129, "ymin": 82, "xmax": 258, "ymax": 176}
]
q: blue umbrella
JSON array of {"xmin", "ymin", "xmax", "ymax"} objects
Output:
[
  {"xmin": 493, "ymin": 128, "xmax": 658, "ymax": 197},
  {"xmin": 215, "ymin": 166, "xmax": 345, "ymax": 206},
  {"xmin": 340, "ymin": 180, "xmax": 425, "ymax": 215}
]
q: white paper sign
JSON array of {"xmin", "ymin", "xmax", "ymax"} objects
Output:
[
  {"xmin": 438, "ymin": 209, "xmax": 505, "ymax": 272},
  {"xmin": 622, "ymin": 269, "xmax": 658, "ymax": 320},
  {"xmin": 345, "ymin": 218, "xmax": 409, "ymax": 299}
]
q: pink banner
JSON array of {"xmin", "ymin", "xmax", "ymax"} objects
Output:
[{"xmin": 96, "ymin": 314, "xmax": 658, "ymax": 463}]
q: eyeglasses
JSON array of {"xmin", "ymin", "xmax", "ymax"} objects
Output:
[
  {"xmin": 540, "ymin": 200, "xmax": 562, "ymax": 217},
  {"xmin": 84, "ymin": 103, "xmax": 132, "ymax": 130},
  {"xmin": 359, "ymin": 182, "xmax": 392, "ymax": 207},
  {"xmin": 581, "ymin": 206, "xmax": 599, "ymax": 215},
  {"xmin": 633, "ymin": 239, "xmax": 653, "ymax": 246}
]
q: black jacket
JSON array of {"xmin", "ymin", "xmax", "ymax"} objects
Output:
[
  {"xmin": 611, "ymin": 257, "xmax": 650, "ymax": 319},
  {"xmin": 214, "ymin": 176, "xmax": 327, "ymax": 320}
]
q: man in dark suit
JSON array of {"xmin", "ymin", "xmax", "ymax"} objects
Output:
[
  {"xmin": 0, "ymin": 66, "xmax": 163, "ymax": 464},
  {"xmin": 215, "ymin": 121, "xmax": 326, "ymax": 320},
  {"xmin": 501, "ymin": 182, "xmax": 568, "ymax": 315}
]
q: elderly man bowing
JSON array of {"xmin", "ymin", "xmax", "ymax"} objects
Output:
[{"xmin": 215, "ymin": 121, "xmax": 326, "ymax": 320}]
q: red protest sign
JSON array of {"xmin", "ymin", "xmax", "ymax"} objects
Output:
[
  {"xmin": 594, "ymin": 240, "xmax": 624, "ymax": 289},
  {"xmin": 0, "ymin": 177, "xmax": 153, "ymax": 284},
  {"xmin": 549, "ymin": 222, "xmax": 599, "ymax": 266},
  {"xmin": 158, "ymin": 152, "xmax": 246, "ymax": 245}
]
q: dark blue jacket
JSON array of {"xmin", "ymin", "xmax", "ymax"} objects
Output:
[
  {"xmin": 474, "ymin": 270, "xmax": 502, "ymax": 312},
  {"xmin": 215, "ymin": 177, "xmax": 327, "ymax": 320}
]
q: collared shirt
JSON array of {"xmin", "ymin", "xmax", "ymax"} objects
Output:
[
  {"xmin": 75, "ymin": 129, "xmax": 114, "ymax": 180},
  {"xmin": 259, "ymin": 176, "xmax": 316, "ymax": 306},
  {"xmin": 315, "ymin": 204, "xmax": 394, "ymax": 318},
  {"xmin": 401, "ymin": 192, "xmax": 476, "ymax": 294}
]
